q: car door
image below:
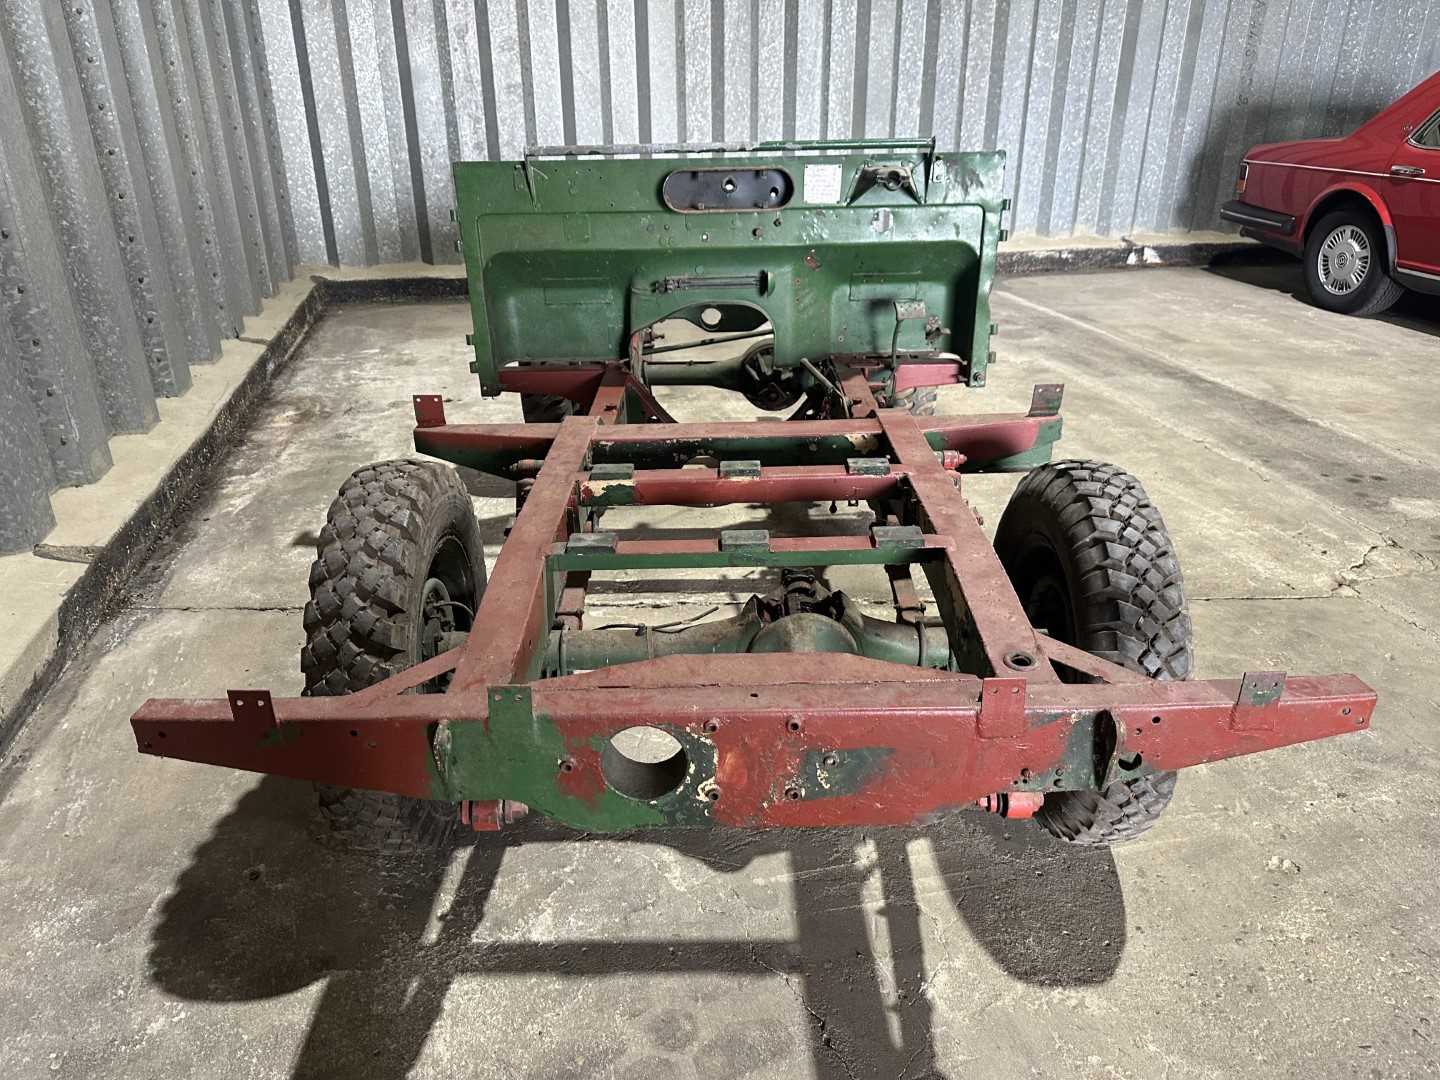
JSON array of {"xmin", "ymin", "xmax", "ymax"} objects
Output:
[{"xmin": 1386, "ymin": 107, "xmax": 1440, "ymax": 275}]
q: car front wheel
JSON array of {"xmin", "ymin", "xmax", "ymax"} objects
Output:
[{"xmin": 1302, "ymin": 209, "xmax": 1405, "ymax": 316}]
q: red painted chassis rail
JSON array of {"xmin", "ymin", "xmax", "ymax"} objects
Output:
[
  {"xmin": 130, "ymin": 371, "xmax": 1378, "ymax": 828},
  {"xmin": 131, "ymin": 654, "xmax": 1375, "ymax": 827}
]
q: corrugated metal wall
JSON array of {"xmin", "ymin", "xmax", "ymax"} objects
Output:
[
  {"xmin": 266, "ymin": 0, "xmax": 1440, "ymax": 265},
  {"xmin": 3, "ymin": 0, "xmax": 1438, "ymax": 552},
  {"xmin": 1, "ymin": 0, "xmax": 295, "ymax": 551}
]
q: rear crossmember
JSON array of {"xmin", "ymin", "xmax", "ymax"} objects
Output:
[{"xmin": 131, "ymin": 365, "xmax": 1375, "ymax": 832}]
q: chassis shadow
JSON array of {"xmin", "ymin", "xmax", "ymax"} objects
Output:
[{"xmin": 148, "ymin": 777, "xmax": 1127, "ymax": 1079}]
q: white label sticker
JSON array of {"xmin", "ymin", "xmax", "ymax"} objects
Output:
[{"xmin": 803, "ymin": 164, "xmax": 843, "ymax": 204}]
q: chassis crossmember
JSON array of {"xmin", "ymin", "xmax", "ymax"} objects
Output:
[{"xmin": 132, "ymin": 364, "xmax": 1375, "ymax": 832}]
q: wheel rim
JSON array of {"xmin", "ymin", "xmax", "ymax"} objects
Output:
[
  {"xmin": 1015, "ymin": 545, "xmax": 1085, "ymax": 685},
  {"xmin": 1317, "ymin": 224, "xmax": 1371, "ymax": 295},
  {"xmin": 418, "ymin": 534, "xmax": 475, "ymax": 690}
]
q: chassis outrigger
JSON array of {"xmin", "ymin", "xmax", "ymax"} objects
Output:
[{"xmin": 133, "ymin": 140, "xmax": 1374, "ymax": 847}]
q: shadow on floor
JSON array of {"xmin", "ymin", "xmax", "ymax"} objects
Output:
[
  {"xmin": 1205, "ymin": 254, "xmax": 1440, "ymax": 339},
  {"xmin": 148, "ymin": 778, "xmax": 1127, "ymax": 1079}
]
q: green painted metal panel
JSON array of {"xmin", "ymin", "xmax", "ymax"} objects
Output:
[{"xmin": 452, "ymin": 143, "xmax": 1006, "ymax": 396}]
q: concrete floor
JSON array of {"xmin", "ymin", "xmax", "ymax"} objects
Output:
[{"xmin": 2, "ymin": 262, "xmax": 1438, "ymax": 1079}]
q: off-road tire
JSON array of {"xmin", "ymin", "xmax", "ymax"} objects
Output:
[
  {"xmin": 994, "ymin": 460, "xmax": 1192, "ymax": 846},
  {"xmin": 314, "ymin": 785, "xmax": 464, "ymax": 853},
  {"xmin": 521, "ymin": 393, "xmax": 575, "ymax": 423},
  {"xmin": 1034, "ymin": 771, "xmax": 1178, "ymax": 845},
  {"xmin": 891, "ymin": 385, "xmax": 937, "ymax": 416},
  {"xmin": 1303, "ymin": 209, "xmax": 1405, "ymax": 317},
  {"xmin": 302, "ymin": 459, "xmax": 486, "ymax": 853}
]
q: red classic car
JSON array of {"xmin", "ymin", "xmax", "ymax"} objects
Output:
[{"xmin": 1221, "ymin": 71, "xmax": 1440, "ymax": 316}]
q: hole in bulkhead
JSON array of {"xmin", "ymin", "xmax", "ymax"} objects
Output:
[{"xmin": 602, "ymin": 726, "xmax": 689, "ymax": 801}]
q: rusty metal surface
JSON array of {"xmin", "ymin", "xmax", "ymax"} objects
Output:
[
  {"xmin": 131, "ymin": 654, "xmax": 1376, "ymax": 829},
  {"xmin": 131, "ymin": 386, "xmax": 1379, "ymax": 831},
  {"xmin": 451, "ymin": 416, "xmax": 596, "ymax": 692},
  {"xmin": 415, "ymin": 409, "xmax": 1061, "ymax": 477},
  {"xmin": 580, "ymin": 464, "xmax": 920, "ymax": 508},
  {"xmin": 497, "ymin": 364, "xmax": 608, "ymax": 401},
  {"xmin": 878, "ymin": 409, "xmax": 1050, "ymax": 680}
]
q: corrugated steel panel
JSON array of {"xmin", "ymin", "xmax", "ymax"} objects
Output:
[
  {"xmin": 0, "ymin": 0, "xmax": 296, "ymax": 552},
  {"xmin": 250, "ymin": 0, "xmax": 1437, "ymax": 257},
  {"xmin": 1, "ymin": 0, "xmax": 1437, "ymax": 551}
]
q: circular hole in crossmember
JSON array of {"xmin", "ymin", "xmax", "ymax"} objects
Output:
[
  {"xmin": 700, "ymin": 306, "xmax": 723, "ymax": 328},
  {"xmin": 601, "ymin": 727, "xmax": 689, "ymax": 801}
]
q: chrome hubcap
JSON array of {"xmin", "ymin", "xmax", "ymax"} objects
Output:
[{"xmin": 1317, "ymin": 225, "xmax": 1371, "ymax": 295}]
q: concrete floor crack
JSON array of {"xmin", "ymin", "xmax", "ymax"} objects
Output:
[
  {"xmin": 747, "ymin": 943, "xmax": 861, "ymax": 1080},
  {"xmin": 891, "ymin": 903, "xmax": 958, "ymax": 1078},
  {"xmin": 1349, "ymin": 585, "xmax": 1440, "ymax": 648},
  {"xmin": 1330, "ymin": 532, "xmax": 1439, "ymax": 593},
  {"xmin": 911, "ymin": 910, "xmax": 961, "ymax": 1005},
  {"xmin": 1191, "ymin": 593, "xmax": 1333, "ymax": 602},
  {"xmin": 1332, "ymin": 541, "xmax": 1386, "ymax": 592},
  {"xmin": 132, "ymin": 603, "xmax": 306, "ymax": 613}
]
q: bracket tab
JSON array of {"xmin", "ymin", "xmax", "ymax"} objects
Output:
[
  {"xmin": 588, "ymin": 462, "xmax": 635, "ymax": 481},
  {"xmin": 720, "ymin": 529, "xmax": 770, "ymax": 552},
  {"xmin": 227, "ymin": 689, "xmax": 277, "ymax": 730},
  {"xmin": 871, "ymin": 524, "xmax": 925, "ymax": 549},
  {"xmin": 978, "ymin": 677, "xmax": 1027, "ymax": 739},
  {"xmin": 893, "ymin": 299, "xmax": 928, "ymax": 322},
  {"xmin": 566, "ymin": 532, "xmax": 618, "ymax": 552},
  {"xmin": 718, "ymin": 459, "xmax": 762, "ymax": 479},
  {"xmin": 1231, "ymin": 671, "xmax": 1285, "ymax": 731},
  {"xmin": 846, "ymin": 457, "xmax": 891, "ymax": 476},
  {"xmin": 1027, "ymin": 383, "xmax": 1064, "ymax": 417},
  {"xmin": 413, "ymin": 394, "xmax": 447, "ymax": 427}
]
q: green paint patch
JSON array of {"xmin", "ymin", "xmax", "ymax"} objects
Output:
[
  {"xmin": 797, "ymin": 747, "xmax": 894, "ymax": 800},
  {"xmin": 258, "ymin": 724, "xmax": 302, "ymax": 749},
  {"xmin": 436, "ymin": 686, "xmax": 722, "ymax": 831}
]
